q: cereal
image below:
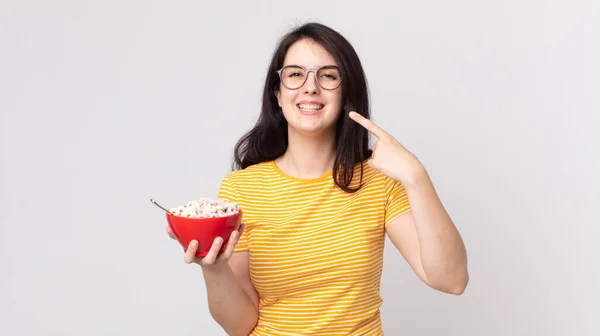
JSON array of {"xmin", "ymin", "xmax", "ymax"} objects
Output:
[{"xmin": 169, "ymin": 198, "xmax": 240, "ymax": 218}]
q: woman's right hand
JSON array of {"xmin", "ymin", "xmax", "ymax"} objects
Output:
[{"xmin": 166, "ymin": 224, "xmax": 244, "ymax": 268}]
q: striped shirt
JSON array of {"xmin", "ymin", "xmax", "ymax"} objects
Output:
[{"xmin": 217, "ymin": 160, "xmax": 411, "ymax": 335}]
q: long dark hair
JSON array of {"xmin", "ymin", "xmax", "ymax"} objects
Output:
[{"xmin": 232, "ymin": 22, "xmax": 372, "ymax": 193}]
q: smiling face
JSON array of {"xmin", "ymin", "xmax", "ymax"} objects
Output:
[{"xmin": 275, "ymin": 38, "xmax": 343, "ymax": 137}]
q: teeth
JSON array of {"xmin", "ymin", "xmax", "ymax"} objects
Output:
[{"xmin": 298, "ymin": 104, "xmax": 324, "ymax": 111}]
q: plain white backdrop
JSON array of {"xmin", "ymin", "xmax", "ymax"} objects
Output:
[{"xmin": 1, "ymin": 1, "xmax": 599, "ymax": 335}]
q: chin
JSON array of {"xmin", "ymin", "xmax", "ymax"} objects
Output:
[{"xmin": 289, "ymin": 122, "xmax": 336, "ymax": 136}]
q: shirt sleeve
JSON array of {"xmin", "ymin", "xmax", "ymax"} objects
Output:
[
  {"xmin": 384, "ymin": 177, "xmax": 412, "ymax": 226},
  {"xmin": 218, "ymin": 172, "xmax": 250, "ymax": 252}
]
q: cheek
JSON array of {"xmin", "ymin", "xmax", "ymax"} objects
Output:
[
  {"xmin": 279, "ymin": 92, "xmax": 297, "ymax": 117},
  {"xmin": 282, "ymin": 91, "xmax": 298, "ymax": 106},
  {"xmin": 329, "ymin": 92, "xmax": 343, "ymax": 110}
]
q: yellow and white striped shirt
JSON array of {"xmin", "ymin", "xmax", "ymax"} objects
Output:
[{"xmin": 218, "ymin": 160, "xmax": 411, "ymax": 335}]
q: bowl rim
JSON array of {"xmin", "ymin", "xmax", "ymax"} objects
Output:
[{"xmin": 166, "ymin": 208, "xmax": 243, "ymax": 220}]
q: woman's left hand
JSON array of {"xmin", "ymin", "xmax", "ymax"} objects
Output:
[{"xmin": 349, "ymin": 111, "xmax": 425, "ymax": 186}]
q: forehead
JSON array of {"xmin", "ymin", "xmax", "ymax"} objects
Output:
[{"xmin": 283, "ymin": 38, "xmax": 338, "ymax": 68}]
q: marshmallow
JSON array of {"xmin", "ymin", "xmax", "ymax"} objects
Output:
[{"xmin": 169, "ymin": 198, "xmax": 240, "ymax": 218}]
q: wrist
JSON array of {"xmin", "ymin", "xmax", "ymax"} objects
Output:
[{"xmin": 201, "ymin": 262, "xmax": 231, "ymax": 278}]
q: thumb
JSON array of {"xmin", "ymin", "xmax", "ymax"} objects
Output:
[{"xmin": 166, "ymin": 225, "xmax": 176, "ymax": 239}]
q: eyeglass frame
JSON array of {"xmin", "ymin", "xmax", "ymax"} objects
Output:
[{"xmin": 276, "ymin": 64, "xmax": 344, "ymax": 91}]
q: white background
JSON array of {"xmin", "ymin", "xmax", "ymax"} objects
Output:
[{"xmin": 1, "ymin": 1, "xmax": 599, "ymax": 335}]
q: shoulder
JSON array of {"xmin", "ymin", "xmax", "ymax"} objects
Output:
[
  {"xmin": 221, "ymin": 161, "xmax": 274, "ymax": 184},
  {"xmin": 218, "ymin": 161, "xmax": 274, "ymax": 201},
  {"xmin": 351, "ymin": 160, "xmax": 403, "ymax": 190},
  {"xmin": 350, "ymin": 160, "xmax": 386, "ymax": 182}
]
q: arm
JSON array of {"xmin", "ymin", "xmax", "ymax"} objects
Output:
[
  {"xmin": 347, "ymin": 111, "xmax": 468, "ymax": 295},
  {"xmin": 385, "ymin": 168, "xmax": 469, "ymax": 295},
  {"xmin": 169, "ymin": 225, "xmax": 259, "ymax": 335},
  {"xmin": 202, "ymin": 251, "xmax": 259, "ymax": 336}
]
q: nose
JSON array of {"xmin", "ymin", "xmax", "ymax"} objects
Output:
[{"xmin": 302, "ymin": 70, "xmax": 320, "ymax": 93}]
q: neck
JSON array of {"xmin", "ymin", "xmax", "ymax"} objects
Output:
[{"xmin": 275, "ymin": 128, "xmax": 337, "ymax": 179}]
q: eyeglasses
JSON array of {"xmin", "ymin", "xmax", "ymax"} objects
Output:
[{"xmin": 276, "ymin": 64, "xmax": 343, "ymax": 90}]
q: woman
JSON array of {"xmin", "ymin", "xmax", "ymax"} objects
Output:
[{"xmin": 167, "ymin": 22, "xmax": 469, "ymax": 335}]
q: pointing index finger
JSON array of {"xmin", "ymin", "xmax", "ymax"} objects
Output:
[{"xmin": 349, "ymin": 111, "xmax": 389, "ymax": 139}]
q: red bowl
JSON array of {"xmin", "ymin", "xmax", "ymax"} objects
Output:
[{"xmin": 166, "ymin": 210, "xmax": 243, "ymax": 257}]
